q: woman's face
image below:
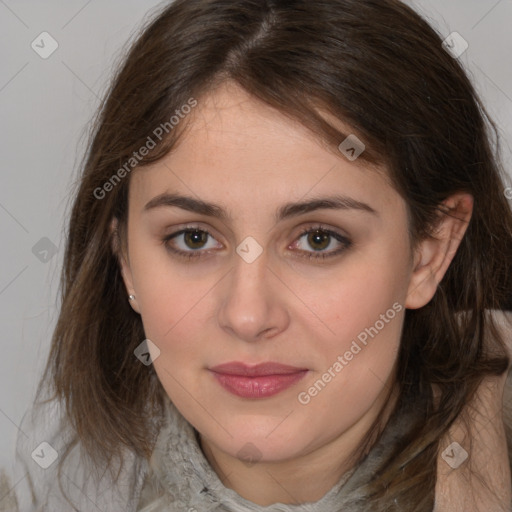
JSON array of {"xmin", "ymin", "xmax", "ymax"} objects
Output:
[{"xmin": 120, "ymin": 81, "xmax": 418, "ymax": 465}]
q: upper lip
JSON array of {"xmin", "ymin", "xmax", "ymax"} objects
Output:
[{"xmin": 209, "ymin": 362, "xmax": 307, "ymax": 376}]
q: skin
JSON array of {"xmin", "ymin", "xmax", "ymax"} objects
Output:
[{"xmin": 116, "ymin": 80, "xmax": 481, "ymax": 506}]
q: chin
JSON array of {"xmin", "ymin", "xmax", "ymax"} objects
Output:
[
  {"xmin": 205, "ymin": 412, "xmax": 315, "ymax": 461},
  {"xmin": 222, "ymin": 433, "xmax": 307, "ymax": 464}
]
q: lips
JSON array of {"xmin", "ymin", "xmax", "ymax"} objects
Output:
[{"xmin": 209, "ymin": 362, "xmax": 308, "ymax": 399}]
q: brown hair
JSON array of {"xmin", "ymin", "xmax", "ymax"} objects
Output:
[{"xmin": 35, "ymin": 0, "xmax": 512, "ymax": 509}]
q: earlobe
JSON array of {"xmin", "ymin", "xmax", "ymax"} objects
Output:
[
  {"xmin": 110, "ymin": 218, "xmax": 140, "ymax": 314},
  {"xmin": 405, "ymin": 193, "xmax": 473, "ymax": 310}
]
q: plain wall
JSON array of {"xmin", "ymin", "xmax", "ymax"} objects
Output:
[{"xmin": 1, "ymin": 0, "xmax": 511, "ymax": 473}]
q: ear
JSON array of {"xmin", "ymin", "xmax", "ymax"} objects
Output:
[
  {"xmin": 110, "ymin": 218, "xmax": 140, "ymax": 314},
  {"xmin": 405, "ymin": 192, "xmax": 473, "ymax": 310}
]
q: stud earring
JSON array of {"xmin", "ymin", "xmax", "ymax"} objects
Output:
[{"xmin": 129, "ymin": 294, "xmax": 136, "ymax": 301}]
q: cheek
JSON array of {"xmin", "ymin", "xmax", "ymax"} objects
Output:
[
  {"xmin": 128, "ymin": 229, "xmax": 214, "ymax": 339},
  {"xmin": 305, "ymin": 245, "xmax": 409, "ymax": 352},
  {"xmin": 136, "ymin": 273, "xmax": 212, "ymax": 354},
  {"xmin": 135, "ymin": 267, "xmax": 212, "ymax": 402},
  {"xmin": 295, "ymin": 243, "xmax": 407, "ymax": 408},
  {"xmin": 295, "ymin": 283, "xmax": 403, "ymax": 442}
]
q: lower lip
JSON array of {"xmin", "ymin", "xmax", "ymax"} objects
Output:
[{"xmin": 210, "ymin": 371, "xmax": 308, "ymax": 399}]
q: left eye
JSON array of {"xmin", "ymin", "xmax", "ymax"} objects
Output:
[
  {"xmin": 291, "ymin": 226, "xmax": 352, "ymax": 260},
  {"xmin": 162, "ymin": 225, "xmax": 351, "ymax": 261}
]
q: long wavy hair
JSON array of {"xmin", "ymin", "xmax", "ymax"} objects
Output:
[{"xmin": 35, "ymin": 0, "xmax": 512, "ymax": 510}]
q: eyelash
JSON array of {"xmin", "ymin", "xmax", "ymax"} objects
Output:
[{"xmin": 162, "ymin": 224, "xmax": 352, "ymax": 262}]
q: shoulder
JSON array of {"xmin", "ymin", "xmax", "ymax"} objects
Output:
[
  {"xmin": 434, "ymin": 309, "xmax": 512, "ymax": 511},
  {"xmin": 11, "ymin": 392, "xmax": 148, "ymax": 511}
]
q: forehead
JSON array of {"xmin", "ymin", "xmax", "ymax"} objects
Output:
[{"xmin": 129, "ymin": 82, "xmax": 403, "ymax": 220}]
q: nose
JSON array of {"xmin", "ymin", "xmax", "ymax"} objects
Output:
[{"xmin": 217, "ymin": 248, "xmax": 290, "ymax": 343}]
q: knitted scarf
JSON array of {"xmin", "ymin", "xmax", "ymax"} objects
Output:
[{"xmin": 136, "ymin": 397, "xmax": 421, "ymax": 511}]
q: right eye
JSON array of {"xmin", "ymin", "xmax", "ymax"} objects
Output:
[{"xmin": 162, "ymin": 226, "xmax": 222, "ymax": 260}]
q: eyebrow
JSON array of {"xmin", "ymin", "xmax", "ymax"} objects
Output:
[{"xmin": 143, "ymin": 192, "xmax": 378, "ymax": 221}]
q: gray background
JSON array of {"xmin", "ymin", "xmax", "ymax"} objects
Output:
[{"xmin": 1, "ymin": 0, "xmax": 511, "ymax": 473}]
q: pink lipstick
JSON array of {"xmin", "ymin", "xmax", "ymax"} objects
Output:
[{"xmin": 209, "ymin": 362, "xmax": 308, "ymax": 399}]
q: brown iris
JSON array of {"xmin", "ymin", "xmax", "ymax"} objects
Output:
[
  {"xmin": 184, "ymin": 229, "xmax": 209, "ymax": 249},
  {"xmin": 307, "ymin": 230, "xmax": 330, "ymax": 251}
]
